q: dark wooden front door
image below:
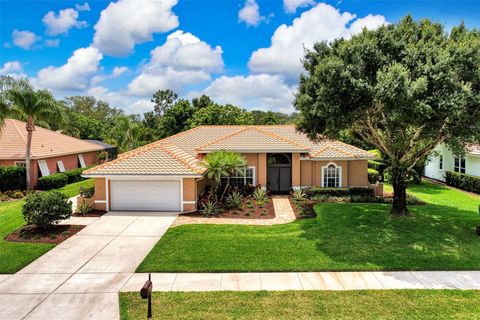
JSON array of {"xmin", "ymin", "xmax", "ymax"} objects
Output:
[
  {"xmin": 267, "ymin": 153, "xmax": 292, "ymax": 194},
  {"xmin": 267, "ymin": 167, "xmax": 291, "ymax": 193}
]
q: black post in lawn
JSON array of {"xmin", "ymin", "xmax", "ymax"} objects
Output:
[{"xmin": 140, "ymin": 273, "xmax": 153, "ymax": 319}]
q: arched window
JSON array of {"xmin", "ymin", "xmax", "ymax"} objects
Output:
[
  {"xmin": 267, "ymin": 153, "xmax": 291, "ymax": 165},
  {"xmin": 322, "ymin": 163, "xmax": 341, "ymax": 188}
]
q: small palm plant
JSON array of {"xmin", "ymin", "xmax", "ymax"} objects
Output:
[
  {"xmin": 225, "ymin": 191, "xmax": 243, "ymax": 210},
  {"xmin": 292, "ymin": 189, "xmax": 307, "ymax": 202},
  {"xmin": 201, "ymin": 150, "xmax": 247, "ymax": 201},
  {"xmin": 253, "ymin": 187, "xmax": 268, "ymax": 207},
  {"xmin": 201, "ymin": 200, "xmax": 219, "ymax": 216}
]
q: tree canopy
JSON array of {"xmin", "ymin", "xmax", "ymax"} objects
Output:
[{"xmin": 295, "ymin": 16, "xmax": 480, "ymax": 215}]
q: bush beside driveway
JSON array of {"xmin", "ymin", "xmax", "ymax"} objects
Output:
[
  {"xmin": 0, "ymin": 179, "xmax": 94, "ymax": 274},
  {"xmin": 137, "ymin": 181, "xmax": 480, "ymax": 272}
]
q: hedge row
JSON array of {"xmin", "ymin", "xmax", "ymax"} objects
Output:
[
  {"xmin": 445, "ymin": 171, "xmax": 480, "ymax": 194},
  {"xmin": 304, "ymin": 187, "xmax": 374, "ymax": 198},
  {"xmin": 37, "ymin": 166, "xmax": 92, "ymax": 190},
  {"xmin": 0, "ymin": 166, "xmax": 26, "ymax": 191}
]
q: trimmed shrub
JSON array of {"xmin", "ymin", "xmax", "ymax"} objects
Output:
[
  {"xmin": 445, "ymin": 171, "xmax": 480, "ymax": 194},
  {"xmin": 22, "ymin": 191, "xmax": 72, "ymax": 229},
  {"xmin": 37, "ymin": 173, "xmax": 68, "ymax": 190},
  {"xmin": 64, "ymin": 168, "xmax": 84, "ymax": 184},
  {"xmin": 368, "ymin": 168, "xmax": 380, "ymax": 184},
  {"xmin": 305, "ymin": 187, "xmax": 374, "ymax": 198},
  {"xmin": 0, "ymin": 166, "xmax": 26, "ymax": 191},
  {"xmin": 79, "ymin": 186, "xmax": 95, "ymax": 198}
]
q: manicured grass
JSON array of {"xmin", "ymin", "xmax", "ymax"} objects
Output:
[
  {"xmin": 120, "ymin": 290, "xmax": 480, "ymax": 320},
  {"xmin": 138, "ymin": 181, "xmax": 480, "ymax": 272},
  {"xmin": 0, "ymin": 179, "xmax": 94, "ymax": 274}
]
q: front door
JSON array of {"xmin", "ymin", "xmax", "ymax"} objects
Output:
[{"xmin": 267, "ymin": 153, "xmax": 292, "ymax": 194}]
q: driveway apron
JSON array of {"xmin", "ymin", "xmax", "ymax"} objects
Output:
[{"xmin": 0, "ymin": 212, "xmax": 177, "ymax": 320}]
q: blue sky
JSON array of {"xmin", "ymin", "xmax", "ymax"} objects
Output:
[{"xmin": 1, "ymin": 0, "xmax": 479, "ymax": 114}]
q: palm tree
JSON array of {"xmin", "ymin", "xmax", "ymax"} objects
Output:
[
  {"xmin": 7, "ymin": 86, "xmax": 58, "ymax": 190},
  {"xmin": 201, "ymin": 150, "xmax": 247, "ymax": 201}
]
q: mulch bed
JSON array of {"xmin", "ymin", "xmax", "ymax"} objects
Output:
[
  {"xmin": 72, "ymin": 210, "xmax": 107, "ymax": 217},
  {"xmin": 185, "ymin": 197, "xmax": 275, "ymax": 219},
  {"xmin": 4, "ymin": 224, "xmax": 85, "ymax": 244},
  {"xmin": 289, "ymin": 198, "xmax": 317, "ymax": 219}
]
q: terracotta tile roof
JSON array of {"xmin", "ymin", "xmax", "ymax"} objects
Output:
[
  {"xmin": 466, "ymin": 143, "xmax": 480, "ymax": 155},
  {"xmin": 84, "ymin": 125, "xmax": 375, "ymax": 176},
  {"xmin": 0, "ymin": 118, "xmax": 105, "ymax": 160}
]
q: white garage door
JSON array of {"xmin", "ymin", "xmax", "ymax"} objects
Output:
[{"xmin": 110, "ymin": 180, "xmax": 181, "ymax": 211}]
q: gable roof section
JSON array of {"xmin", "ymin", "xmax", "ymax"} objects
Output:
[
  {"xmin": 196, "ymin": 126, "xmax": 310, "ymax": 152},
  {"xmin": 0, "ymin": 119, "xmax": 105, "ymax": 160},
  {"xmin": 83, "ymin": 141, "xmax": 205, "ymax": 176},
  {"xmin": 84, "ymin": 125, "xmax": 375, "ymax": 176}
]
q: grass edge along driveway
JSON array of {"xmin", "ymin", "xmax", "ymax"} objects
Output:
[
  {"xmin": 138, "ymin": 181, "xmax": 480, "ymax": 272},
  {"xmin": 0, "ymin": 179, "xmax": 94, "ymax": 274},
  {"xmin": 120, "ymin": 290, "xmax": 480, "ymax": 320}
]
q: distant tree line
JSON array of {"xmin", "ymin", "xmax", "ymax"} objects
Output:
[{"xmin": 0, "ymin": 77, "xmax": 299, "ymax": 153}]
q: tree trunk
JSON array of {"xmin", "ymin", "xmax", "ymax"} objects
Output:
[
  {"xmin": 25, "ymin": 116, "xmax": 35, "ymax": 191},
  {"xmin": 390, "ymin": 167, "xmax": 408, "ymax": 216},
  {"xmin": 220, "ymin": 176, "xmax": 230, "ymax": 202}
]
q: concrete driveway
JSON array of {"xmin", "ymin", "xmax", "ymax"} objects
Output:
[{"xmin": 0, "ymin": 211, "xmax": 177, "ymax": 320}]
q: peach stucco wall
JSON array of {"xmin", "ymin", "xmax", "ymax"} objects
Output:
[
  {"xmin": 292, "ymin": 153, "xmax": 301, "ymax": 188},
  {"xmin": 1, "ymin": 151, "xmax": 98, "ymax": 188},
  {"xmin": 300, "ymin": 159, "xmax": 368, "ymax": 188},
  {"xmin": 93, "ymin": 178, "xmax": 107, "ymax": 211}
]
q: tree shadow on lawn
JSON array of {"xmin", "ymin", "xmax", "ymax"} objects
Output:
[{"xmin": 298, "ymin": 202, "xmax": 480, "ymax": 271}]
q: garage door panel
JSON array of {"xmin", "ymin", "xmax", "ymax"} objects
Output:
[{"xmin": 111, "ymin": 180, "xmax": 181, "ymax": 211}]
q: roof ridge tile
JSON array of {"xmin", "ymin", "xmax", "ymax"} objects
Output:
[
  {"xmin": 254, "ymin": 126, "xmax": 311, "ymax": 151},
  {"xmin": 195, "ymin": 127, "xmax": 251, "ymax": 151},
  {"xmin": 157, "ymin": 143, "xmax": 204, "ymax": 174}
]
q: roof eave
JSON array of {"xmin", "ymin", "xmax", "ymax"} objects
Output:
[
  {"xmin": 197, "ymin": 149, "xmax": 311, "ymax": 153},
  {"xmin": 302, "ymin": 156, "xmax": 376, "ymax": 161},
  {"xmin": 82, "ymin": 173, "xmax": 205, "ymax": 179}
]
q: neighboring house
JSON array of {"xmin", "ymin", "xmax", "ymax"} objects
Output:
[
  {"xmin": 84, "ymin": 125, "xmax": 376, "ymax": 213},
  {"xmin": 424, "ymin": 143, "xmax": 480, "ymax": 182},
  {"xmin": 86, "ymin": 140, "xmax": 118, "ymax": 162},
  {"xmin": 0, "ymin": 118, "xmax": 108, "ymax": 188}
]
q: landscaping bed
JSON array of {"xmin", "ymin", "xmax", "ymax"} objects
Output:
[
  {"xmin": 72, "ymin": 210, "xmax": 107, "ymax": 217},
  {"xmin": 185, "ymin": 197, "xmax": 274, "ymax": 219},
  {"xmin": 4, "ymin": 224, "xmax": 84, "ymax": 244}
]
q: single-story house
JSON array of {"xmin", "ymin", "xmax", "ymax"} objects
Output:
[
  {"xmin": 0, "ymin": 118, "xmax": 108, "ymax": 188},
  {"xmin": 424, "ymin": 143, "xmax": 480, "ymax": 181},
  {"xmin": 86, "ymin": 140, "xmax": 118, "ymax": 162},
  {"xmin": 84, "ymin": 125, "xmax": 377, "ymax": 213}
]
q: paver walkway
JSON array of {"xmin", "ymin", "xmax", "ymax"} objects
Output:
[
  {"xmin": 0, "ymin": 211, "xmax": 177, "ymax": 320},
  {"xmin": 171, "ymin": 195, "xmax": 296, "ymax": 227}
]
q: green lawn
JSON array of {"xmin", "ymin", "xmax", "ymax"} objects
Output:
[
  {"xmin": 120, "ymin": 290, "xmax": 480, "ymax": 320},
  {"xmin": 0, "ymin": 179, "xmax": 94, "ymax": 274},
  {"xmin": 138, "ymin": 181, "xmax": 480, "ymax": 272}
]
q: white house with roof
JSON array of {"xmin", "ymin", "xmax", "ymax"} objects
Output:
[{"xmin": 424, "ymin": 143, "xmax": 480, "ymax": 181}]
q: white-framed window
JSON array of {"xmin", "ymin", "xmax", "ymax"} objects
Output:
[
  {"xmin": 14, "ymin": 161, "xmax": 26, "ymax": 168},
  {"xmin": 439, "ymin": 155, "xmax": 443, "ymax": 170},
  {"xmin": 322, "ymin": 163, "xmax": 342, "ymax": 188},
  {"xmin": 37, "ymin": 160, "xmax": 50, "ymax": 177},
  {"xmin": 78, "ymin": 154, "xmax": 86, "ymax": 168},
  {"xmin": 222, "ymin": 166, "xmax": 255, "ymax": 186},
  {"xmin": 57, "ymin": 160, "xmax": 65, "ymax": 172},
  {"xmin": 454, "ymin": 157, "xmax": 466, "ymax": 174}
]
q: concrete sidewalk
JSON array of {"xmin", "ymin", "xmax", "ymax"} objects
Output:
[
  {"xmin": 0, "ymin": 212, "xmax": 177, "ymax": 320},
  {"xmin": 120, "ymin": 271, "xmax": 480, "ymax": 292}
]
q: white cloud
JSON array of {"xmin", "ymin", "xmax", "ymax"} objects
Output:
[
  {"xmin": 12, "ymin": 30, "xmax": 40, "ymax": 50},
  {"xmin": 87, "ymin": 86, "xmax": 153, "ymax": 114},
  {"xmin": 44, "ymin": 39, "xmax": 60, "ymax": 47},
  {"xmin": 43, "ymin": 8, "xmax": 88, "ymax": 36},
  {"xmin": 92, "ymin": 0, "xmax": 179, "ymax": 56},
  {"xmin": 35, "ymin": 46, "xmax": 103, "ymax": 91},
  {"xmin": 75, "ymin": 2, "xmax": 90, "ymax": 11},
  {"xmin": 127, "ymin": 30, "xmax": 223, "ymax": 96},
  {"xmin": 199, "ymin": 74, "xmax": 296, "ymax": 112},
  {"xmin": 283, "ymin": 0, "xmax": 315, "ymax": 13},
  {"xmin": 91, "ymin": 66, "xmax": 129, "ymax": 85},
  {"xmin": 248, "ymin": 3, "xmax": 387, "ymax": 79},
  {"xmin": 238, "ymin": 0, "xmax": 265, "ymax": 27},
  {"xmin": 112, "ymin": 66, "xmax": 129, "ymax": 77},
  {"xmin": 0, "ymin": 61, "xmax": 26, "ymax": 78},
  {"xmin": 0, "ymin": 61, "xmax": 23, "ymax": 74}
]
